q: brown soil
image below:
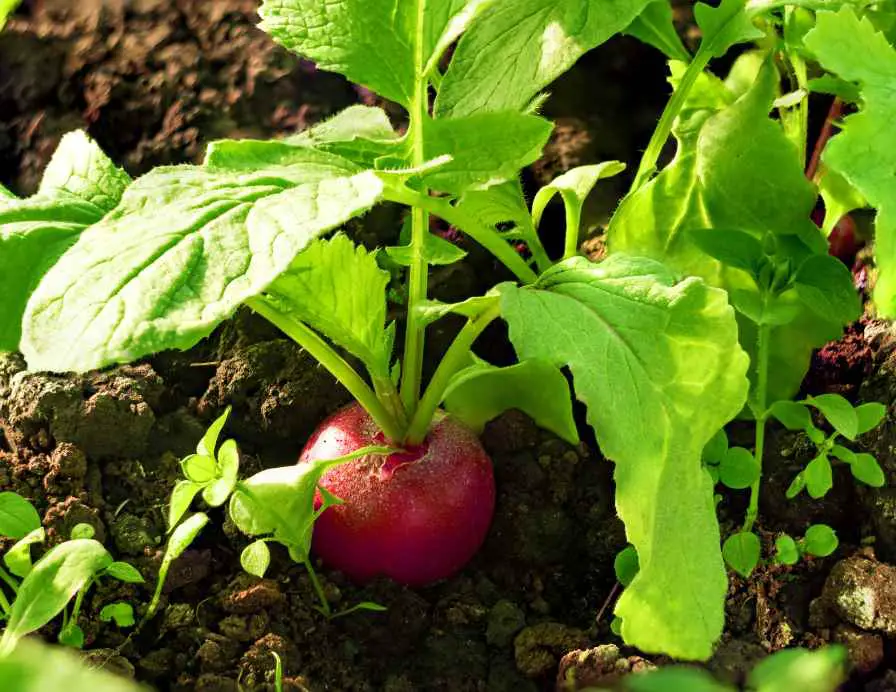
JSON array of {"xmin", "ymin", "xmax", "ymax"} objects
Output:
[{"xmin": 1, "ymin": 1, "xmax": 896, "ymax": 691}]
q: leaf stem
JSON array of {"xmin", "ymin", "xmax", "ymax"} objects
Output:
[
  {"xmin": 304, "ymin": 560, "xmax": 331, "ymax": 618},
  {"xmin": 246, "ymin": 297, "xmax": 404, "ymax": 443},
  {"xmin": 399, "ymin": 2, "xmax": 432, "ymax": 415},
  {"xmin": 630, "ymin": 51, "xmax": 711, "ymax": 193},
  {"xmin": 0, "ymin": 565, "xmax": 19, "ymax": 594},
  {"xmin": 405, "ymin": 301, "xmax": 501, "ymax": 444},
  {"xmin": 385, "ymin": 186, "xmax": 538, "ymax": 284},
  {"xmin": 743, "ymin": 323, "xmax": 771, "ymax": 532},
  {"xmin": 563, "ymin": 198, "xmax": 583, "ymax": 260}
]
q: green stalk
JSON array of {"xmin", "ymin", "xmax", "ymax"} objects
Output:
[
  {"xmin": 630, "ymin": 50, "xmax": 711, "ymax": 193},
  {"xmin": 399, "ymin": 2, "xmax": 433, "ymax": 416},
  {"xmin": 0, "ymin": 584, "xmax": 10, "ymax": 615},
  {"xmin": 405, "ymin": 302, "xmax": 501, "ymax": 444},
  {"xmin": 385, "ymin": 187, "xmax": 538, "ymax": 285},
  {"xmin": 246, "ymin": 297, "xmax": 404, "ymax": 443},
  {"xmin": 0, "ymin": 565, "xmax": 18, "ymax": 594},
  {"xmin": 563, "ymin": 199, "xmax": 583, "ymax": 260},
  {"xmin": 304, "ymin": 560, "xmax": 331, "ymax": 618},
  {"xmin": 743, "ymin": 323, "xmax": 771, "ymax": 532}
]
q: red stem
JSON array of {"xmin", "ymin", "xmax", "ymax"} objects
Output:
[{"xmin": 806, "ymin": 98, "xmax": 843, "ymax": 181}]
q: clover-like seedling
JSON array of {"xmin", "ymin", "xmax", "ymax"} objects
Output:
[
  {"xmin": 0, "ymin": 494, "xmax": 143, "ymax": 655},
  {"xmin": 768, "ymin": 394, "xmax": 887, "ymax": 500},
  {"xmin": 774, "ymin": 524, "xmax": 839, "ymax": 566}
]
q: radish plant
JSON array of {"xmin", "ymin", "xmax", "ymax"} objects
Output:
[{"xmin": 1, "ymin": 0, "xmax": 893, "ymax": 664}]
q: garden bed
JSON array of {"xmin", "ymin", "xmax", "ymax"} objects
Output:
[{"xmin": 1, "ymin": 1, "xmax": 896, "ymax": 690}]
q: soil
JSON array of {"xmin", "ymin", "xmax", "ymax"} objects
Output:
[{"xmin": 1, "ymin": 1, "xmax": 896, "ymax": 691}]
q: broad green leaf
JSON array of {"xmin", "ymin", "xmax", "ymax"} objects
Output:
[
  {"xmin": 531, "ymin": 162, "xmax": 626, "ymax": 246},
  {"xmin": 768, "ymin": 400, "xmax": 812, "ymax": 431},
  {"xmin": 99, "ymin": 602, "xmax": 135, "ymax": 628},
  {"xmin": 703, "ymin": 429, "xmax": 729, "ymax": 465},
  {"xmin": 217, "ymin": 438, "xmax": 240, "ymax": 482},
  {"xmin": 786, "ymin": 472, "xmax": 806, "ymax": 499},
  {"xmin": 0, "ymin": 539, "xmax": 112, "ymax": 653},
  {"xmin": 498, "ymin": 254, "xmax": 749, "ymax": 660},
  {"xmin": 3, "ymin": 528, "xmax": 44, "ymax": 578},
  {"xmin": 103, "ymin": 561, "xmax": 144, "ymax": 584},
  {"xmin": 687, "ymin": 229, "xmax": 765, "ymax": 275},
  {"xmin": 804, "ymin": 8, "xmax": 896, "ymax": 314},
  {"xmin": 614, "ymin": 546, "xmax": 640, "ymax": 587},
  {"xmin": 258, "ymin": 0, "xmax": 475, "ymax": 109},
  {"xmin": 163, "ymin": 513, "xmax": 209, "ymax": 567},
  {"xmin": 793, "ymin": 255, "xmax": 861, "ymax": 325},
  {"xmin": 197, "ymin": 406, "xmax": 231, "ymax": 457},
  {"xmin": 229, "ymin": 446, "xmax": 393, "ymax": 561},
  {"xmin": 265, "ymin": 235, "xmax": 393, "ymax": 380},
  {"xmin": 624, "ymin": 667, "xmax": 730, "ymax": 692},
  {"xmin": 241, "ymin": 540, "xmax": 271, "ymax": 577},
  {"xmin": 623, "ymin": 1, "xmax": 690, "ymax": 62},
  {"xmin": 804, "ymin": 454, "xmax": 834, "ymax": 499},
  {"xmin": 0, "ymin": 638, "xmax": 145, "ymax": 691},
  {"xmin": 609, "ymin": 63, "xmax": 842, "ymax": 403},
  {"xmin": 694, "ymin": 0, "xmax": 763, "ymax": 59},
  {"xmin": 0, "ymin": 0, "xmax": 22, "ymax": 30},
  {"xmin": 180, "ymin": 454, "xmax": 217, "ymax": 484},
  {"xmin": 22, "ymin": 153, "xmax": 383, "ymax": 373},
  {"xmin": 442, "ymin": 358, "xmax": 578, "ymax": 444},
  {"xmin": 385, "ymin": 232, "xmax": 468, "ymax": 266},
  {"xmin": 168, "ymin": 480, "xmax": 203, "ymax": 530},
  {"xmin": 420, "ymin": 112, "xmax": 552, "ymax": 195},
  {"xmin": 69, "ymin": 524, "xmax": 94, "ymax": 540},
  {"xmin": 830, "ymin": 444, "xmax": 856, "ymax": 464},
  {"xmin": 817, "ymin": 166, "xmax": 866, "ymax": 236},
  {"xmin": 413, "ymin": 294, "xmax": 500, "ymax": 327},
  {"xmin": 436, "ymin": 0, "xmax": 655, "ymax": 117},
  {"xmin": 0, "ymin": 492, "xmax": 41, "ymax": 540},
  {"xmin": 719, "ymin": 446, "xmax": 759, "ymax": 490},
  {"xmin": 58, "ymin": 623, "xmax": 84, "ymax": 649},
  {"xmin": 775, "ymin": 535, "xmax": 800, "ymax": 565},
  {"xmin": 722, "ymin": 531, "xmax": 760, "ymax": 577},
  {"xmin": 803, "ymin": 524, "xmax": 838, "ymax": 557},
  {"xmin": 850, "ymin": 452, "xmax": 885, "ymax": 487},
  {"xmin": 747, "ymin": 646, "xmax": 847, "ymax": 692},
  {"xmin": 855, "ymin": 402, "xmax": 887, "ymax": 435},
  {"xmin": 203, "ymin": 476, "xmax": 236, "ymax": 507},
  {"xmin": 0, "ymin": 132, "xmax": 130, "ymax": 352},
  {"xmin": 805, "ymin": 393, "xmax": 858, "ymax": 439}
]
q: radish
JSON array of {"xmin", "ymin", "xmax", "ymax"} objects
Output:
[{"xmin": 300, "ymin": 402, "xmax": 495, "ymax": 586}]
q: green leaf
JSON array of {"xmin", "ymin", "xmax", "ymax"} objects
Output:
[
  {"xmin": 0, "ymin": 0, "xmax": 23, "ymax": 29},
  {"xmin": 850, "ymin": 452, "xmax": 886, "ymax": 487},
  {"xmin": 258, "ymin": 0, "xmax": 475, "ymax": 109},
  {"xmin": 614, "ymin": 546, "xmax": 640, "ymax": 587},
  {"xmin": 829, "ymin": 444, "xmax": 856, "ymax": 464},
  {"xmin": 694, "ymin": 0, "xmax": 763, "ymax": 59},
  {"xmin": 3, "ymin": 528, "xmax": 45, "ymax": 578},
  {"xmin": 180, "ymin": 454, "xmax": 217, "ymax": 484},
  {"xmin": 747, "ymin": 645, "xmax": 847, "ymax": 692},
  {"xmin": 786, "ymin": 472, "xmax": 806, "ymax": 499},
  {"xmin": 805, "ymin": 393, "xmax": 859, "ymax": 440},
  {"xmin": 217, "ymin": 438, "xmax": 240, "ymax": 483},
  {"xmin": 0, "ymin": 638, "xmax": 146, "ymax": 691},
  {"xmin": 804, "ymin": 454, "xmax": 834, "ymax": 499},
  {"xmin": 385, "ymin": 232, "xmax": 468, "ymax": 267},
  {"xmin": 775, "ymin": 535, "xmax": 800, "ymax": 566},
  {"xmin": 498, "ymin": 254, "xmax": 749, "ymax": 660},
  {"xmin": 168, "ymin": 480, "xmax": 203, "ymax": 530},
  {"xmin": 609, "ymin": 62, "xmax": 837, "ymax": 403},
  {"xmin": 103, "ymin": 561, "xmax": 144, "ymax": 584},
  {"xmin": 623, "ymin": 666, "xmax": 730, "ymax": 692},
  {"xmin": 58, "ymin": 623, "xmax": 84, "ymax": 649},
  {"xmin": 719, "ymin": 446, "xmax": 759, "ymax": 490},
  {"xmin": 22, "ymin": 153, "xmax": 383, "ymax": 373},
  {"xmin": 265, "ymin": 234, "xmax": 393, "ymax": 380},
  {"xmin": 793, "ymin": 255, "xmax": 862, "ymax": 325},
  {"xmin": 240, "ymin": 540, "xmax": 271, "ymax": 578},
  {"xmin": 0, "ymin": 492, "xmax": 41, "ymax": 540},
  {"xmin": 203, "ymin": 476, "xmax": 237, "ymax": 508},
  {"xmin": 420, "ymin": 112, "xmax": 553, "ymax": 195},
  {"xmin": 531, "ymin": 162, "xmax": 626, "ymax": 242},
  {"xmin": 443, "ymin": 358, "xmax": 578, "ymax": 444},
  {"xmin": 855, "ymin": 402, "xmax": 887, "ymax": 435},
  {"xmin": 99, "ymin": 602, "xmax": 136, "ymax": 628},
  {"xmin": 817, "ymin": 166, "xmax": 866, "ymax": 236},
  {"xmin": 702, "ymin": 429, "xmax": 729, "ymax": 465},
  {"xmin": 803, "ymin": 524, "xmax": 839, "ymax": 557},
  {"xmin": 69, "ymin": 523, "xmax": 94, "ymax": 540},
  {"xmin": 0, "ymin": 539, "xmax": 112, "ymax": 653},
  {"xmin": 229, "ymin": 446, "xmax": 394, "ymax": 561},
  {"xmin": 686, "ymin": 229, "xmax": 765, "ymax": 276},
  {"xmin": 414, "ymin": 294, "xmax": 500, "ymax": 327},
  {"xmin": 162, "ymin": 513, "xmax": 209, "ymax": 570},
  {"xmin": 623, "ymin": 1, "xmax": 690, "ymax": 62},
  {"xmin": 722, "ymin": 531, "xmax": 761, "ymax": 578},
  {"xmin": 436, "ymin": 0, "xmax": 655, "ymax": 117},
  {"xmin": 197, "ymin": 406, "xmax": 231, "ymax": 458},
  {"xmin": 0, "ymin": 131, "xmax": 130, "ymax": 352},
  {"xmin": 768, "ymin": 400, "xmax": 812, "ymax": 431},
  {"xmin": 804, "ymin": 8, "xmax": 896, "ymax": 315}
]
